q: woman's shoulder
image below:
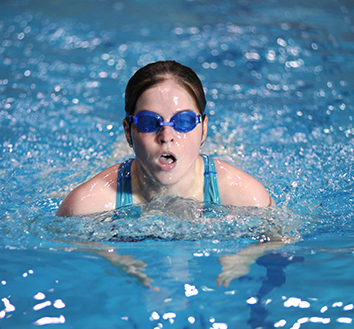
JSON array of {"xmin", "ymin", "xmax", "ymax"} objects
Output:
[
  {"xmin": 213, "ymin": 159, "xmax": 273, "ymax": 207},
  {"xmin": 56, "ymin": 163, "xmax": 122, "ymax": 217},
  {"xmin": 95, "ymin": 162, "xmax": 122, "ymax": 180}
]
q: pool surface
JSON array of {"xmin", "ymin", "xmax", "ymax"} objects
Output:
[{"xmin": 1, "ymin": 0, "xmax": 354, "ymax": 328}]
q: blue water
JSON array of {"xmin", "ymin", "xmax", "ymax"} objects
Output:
[{"xmin": 1, "ymin": 0, "xmax": 354, "ymax": 328}]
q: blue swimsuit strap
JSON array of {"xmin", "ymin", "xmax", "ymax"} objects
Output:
[
  {"xmin": 116, "ymin": 158, "xmax": 134, "ymax": 208},
  {"xmin": 201, "ymin": 154, "xmax": 221, "ymax": 205},
  {"xmin": 116, "ymin": 155, "xmax": 221, "ymax": 208}
]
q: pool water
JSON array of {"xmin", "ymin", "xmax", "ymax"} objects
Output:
[{"xmin": 1, "ymin": 0, "xmax": 354, "ymax": 328}]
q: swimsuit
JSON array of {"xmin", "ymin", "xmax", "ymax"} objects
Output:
[{"xmin": 116, "ymin": 154, "xmax": 221, "ymax": 208}]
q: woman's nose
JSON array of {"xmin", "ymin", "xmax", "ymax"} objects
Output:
[{"xmin": 157, "ymin": 126, "xmax": 175, "ymax": 144}]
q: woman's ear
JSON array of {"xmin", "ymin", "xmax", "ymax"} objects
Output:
[
  {"xmin": 201, "ymin": 115, "xmax": 208, "ymax": 146},
  {"xmin": 123, "ymin": 118, "xmax": 133, "ymax": 147}
]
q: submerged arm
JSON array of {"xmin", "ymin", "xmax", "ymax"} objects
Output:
[
  {"xmin": 94, "ymin": 248, "xmax": 157, "ymax": 290},
  {"xmin": 69, "ymin": 242, "xmax": 158, "ymax": 290},
  {"xmin": 217, "ymin": 240, "xmax": 285, "ymax": 288}
]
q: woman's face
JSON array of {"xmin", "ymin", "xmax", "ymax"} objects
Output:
[{"xmin": 124, "ymin": 79, "xmax": 208, "ymax": 187}]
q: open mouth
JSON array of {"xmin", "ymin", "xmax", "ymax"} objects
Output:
[{"xmin": 159, "ymin": 153, "xmax": 177, "ymax": 165}]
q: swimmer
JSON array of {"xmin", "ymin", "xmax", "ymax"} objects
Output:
[
  {"xmin": 57, "ymin": 61, "xmax": 282, "ymax": 288},
  {"xmin": 56, "ymin": 60, "xmax": 275, "ymax": 217}
]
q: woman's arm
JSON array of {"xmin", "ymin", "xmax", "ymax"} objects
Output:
[
  {"xmin": 217, "ymin": 240, "xmax": 285, "ymax": 287},
  {"xmin": 213, "ymin": 159, "xmax": 280, "ymax": 286},
  {"xmin": 94, "ymin": 248, "xmax": 157, "ymax": 290},
  {"xmin": 66, "ymin": 242, "xmax": 157, "ymax": 290}
]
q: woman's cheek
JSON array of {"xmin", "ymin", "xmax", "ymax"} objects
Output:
[
  {"xmin": 132, "ymin": 133, "xmax": 152, "ymax": 156},
  {"xmin": 175, "ymin": 133, "xmax": 187, "ymax": 148}
]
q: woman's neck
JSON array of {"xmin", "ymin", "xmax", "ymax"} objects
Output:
[{"xmin": 131, "ymin": 156, "xmax": 204, "ymax": 203}]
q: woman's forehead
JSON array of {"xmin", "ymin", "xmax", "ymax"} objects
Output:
[{"xmin": 137, "ymin": 80, "xmax": 197, "ymax": 108}]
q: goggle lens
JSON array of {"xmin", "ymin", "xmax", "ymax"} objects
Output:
[{"xmin": 136, "ymin": 113, "xmax": 160, "ymax": 132}]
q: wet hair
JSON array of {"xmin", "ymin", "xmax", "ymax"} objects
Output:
[{"xmin": 125, "ymin": 60, "xmax": 206, "ymax": 116}]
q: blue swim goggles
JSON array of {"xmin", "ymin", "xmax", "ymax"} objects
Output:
[{"xmin": 127, "ymin": 110, "xmax": 203, "ymax": 133}]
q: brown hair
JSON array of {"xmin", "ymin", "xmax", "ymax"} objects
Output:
[{"xmin": 125, "ymin": 61, "xmax": 206, "ymax": 116}]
